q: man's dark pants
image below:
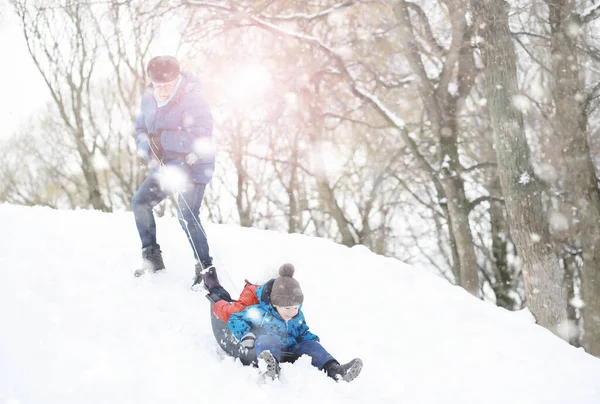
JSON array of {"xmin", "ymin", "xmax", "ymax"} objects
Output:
[{"xmin": 132, "ymin": 172, "xmax": 212, "ymax": 267}]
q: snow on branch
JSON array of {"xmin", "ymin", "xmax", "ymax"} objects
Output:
[
  {"xmin": 353, "ymin": 86, "xmax": 406, "ymax": 129},
  {"xmin": 247, "ymin": 14, "xmax": 360, "ymax": 97},
  {"xmin": 201, "ymin": 5, "xmax": 406, "ymax": 133},
  {"xmin": 247, "ymin": 14, "xmax": 409, "ymax": 132},
  {"xmin": 353, "ymin": 86, "xmax": 440, "ymax": 181},
  {"xmin": 184, "ymin": 0, "xmax": 359, "ymax": 20},
  {"xmin": 258, "ymin": 0, "xmax": 357, "ymax": 20},
  {"xmin": 182, "ymin": 0, "xmax": 232, "ymax": 11},
  {"xmin": 249, "ymin": 15, "xmax": 339, "ymax": 55},
  {"xmin": 581, "ymin": 3, "xmax": 600, "ymax": 24}
]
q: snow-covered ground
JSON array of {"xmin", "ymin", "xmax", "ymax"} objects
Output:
[{"xmin": 0, "ymin": 204, "xmax": 598, "ymax": 404}]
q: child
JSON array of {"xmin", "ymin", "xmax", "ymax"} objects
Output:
[{"xmin": 223, "ymin": 263, "xmax": 363, "ymax": 382}]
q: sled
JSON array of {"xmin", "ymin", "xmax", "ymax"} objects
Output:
[{"xmin": 206, "ymin": 293, "xmax": 301, "ymax": 365}]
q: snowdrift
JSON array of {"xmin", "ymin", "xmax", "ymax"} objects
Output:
[{"xmin": 0, "ymin": 204, "xmax": 598, "ymax": 404}]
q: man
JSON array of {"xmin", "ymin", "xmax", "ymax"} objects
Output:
[{"xmin": 132, "ymin": 55, "xmax": 230, "ymax": 300}]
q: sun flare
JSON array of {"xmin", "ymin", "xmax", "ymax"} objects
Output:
[{"xmin": 226, "ymin": 63, "xmax": 272, "ymax": 101}]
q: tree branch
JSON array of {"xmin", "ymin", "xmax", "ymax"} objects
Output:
[
  {"xmin": 393, "ymin": 1, "xmax": 442, "ymax": 128},
  {"xmin": 259, "ymin": 0, "xmax": 358, "ymax": 20},
  {"xmin": 580, "ymin": 3, "xmax": 600, "ymax": 24},
  {"xmin": 462, "ymin": 162, "xmax": 497, "ymax": 173},
  {"xmin": 469, "ymin": 195, "xmax": 505, "ymax": 212},
  {"xmin": 404, "ymin": 1, "xmax": 445, "ymax": 57}
]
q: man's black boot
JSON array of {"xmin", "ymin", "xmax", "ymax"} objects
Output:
[
  {"xmin": 134, "ymin": 244, "xmax": 165, "ymax": 277},
  {"xmin": 192, "ymin": 263, "xmax": 232, "ymax": 302}
]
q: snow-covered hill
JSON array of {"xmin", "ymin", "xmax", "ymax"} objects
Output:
[{"xmin": 1, "ymin": 204, "xmax": 598, "ymax": 404}]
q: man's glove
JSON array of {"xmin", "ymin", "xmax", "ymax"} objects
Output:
[
  {"xmin": 240, "ymin": 333, "xmax": 256, "ymax": 349},
  {"xmin": 148, "ymin": 132, "xmax": 163, "ymax": 161},
  {"xmin": 185, "ymin": 152, "xmax": 199, "ymax": 166}
]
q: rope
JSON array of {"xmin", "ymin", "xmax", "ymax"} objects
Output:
[{"xmin": 147, "ymin": 136, "xmax": 239, "ymax": 296}]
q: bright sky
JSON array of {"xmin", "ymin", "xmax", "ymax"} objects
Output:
[
  {"xmin": 0, "ymin": 10, "xmax": 205, "ymax": 140},
  {"xmin": 0, "ymin": 7, "xmax": 49, "ymax": 139}
]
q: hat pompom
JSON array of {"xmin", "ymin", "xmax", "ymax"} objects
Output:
[{"xmin": 278, "ymin": 263, "xmax": 295, "ymax": 277}]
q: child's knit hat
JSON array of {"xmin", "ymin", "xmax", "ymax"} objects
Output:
[{"xmin": 271, "ymin": 263, "xmax": 304, "ymax": 307}]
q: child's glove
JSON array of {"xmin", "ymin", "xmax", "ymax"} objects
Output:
[{"xmin": 240, "ymin": 333, "xmax": 256, "ymax": 349}]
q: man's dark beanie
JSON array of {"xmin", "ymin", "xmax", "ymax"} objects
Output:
[{"xmin": 147, "ymin": 55, "xmax": 180, "ymax": 83}]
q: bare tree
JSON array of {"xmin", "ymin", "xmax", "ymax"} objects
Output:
[
  {"xmin": 11, "ymin": 0, "xmax": 109, "ymax": 210},
  {"xmin": 545, "ymin": 0, "xmax": 600, "ymax": 355},
  {"xmin": 472, "ymin": 0, "xmax": 568, "ymax": 337},
  {"xmin": 505, "ymin": 0, "xmax": 600, "ymax": 352},
  {"xmin": 89, "ymin": 0, "xmax": 165, "ymax": 203},
  {"xmin": 392, "ymin": 0, "xmax": 481, "ymax": 295},
  {"xmin": 181, "ymin": 1, "xmax": 410, "ymax": 252},
  {"xmin": 6, "ymin": 0, "xmax": 169, "ymax": 211},
  {"xmin": 180, "ymin": 0, "xmax": 523, "ymax": 298}
]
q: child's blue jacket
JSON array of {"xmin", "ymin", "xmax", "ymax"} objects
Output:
[{"xmin": 227, "ymin": 279, "xmax": 320, "ymax": 349}]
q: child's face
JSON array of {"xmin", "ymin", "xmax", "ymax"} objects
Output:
[{"xmin": 275, "ymin": 305, "xmax": 300, "ymax": 321}]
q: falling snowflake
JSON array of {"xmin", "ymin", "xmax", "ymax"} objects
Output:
[
  {"xmin": 441, "ymin": 154, "xmax": 451, "ymax": 169},
  {"xmin": 246, "ymin": 307, "xmax": 262, "ymax": 321},
  {"xmin": 518, "ymin": 172, "xmax": 532, "ymax": 185},
  {"xmin": 557, "ymin": 320, "xmax": 579, "ymax": 341},
  {"xmin": 92, "ymin": 153, "xmax": 110, "ymax": 170},
  {"xmin": 327, "ymin": 10, "xmax": 346, "ymax": 27},
  {"xmin": 565, "ymin": 22, "xmax": 582, "ymax": 38},
  {"xmin": 512, "ymin": 94, "xmax": 531, "ymax": 113},
  {"xmin": 193, "ymin": 137, "xmax": 215, "ymax": 157},
  {"xmin": 531, "ymin": 82, "xmax": 547, "ymax": 101},
  {"xmin": 284, "ymin": 92, "xmax": 298, "ymax": 110},
  {"xmin": 471, "ymin": 35, "xmax": 484, "ymax": 45},
  {"xmin": 569, "ymin": 297, "xmax": 585, "ymax": 309},
  {"xmin": 183, "ymin": 115, "xmax": 196, "ymax": 126},
  {"xmin": 549, "ymin": 211, "xmax": 570, "ymax": 233},
  {"xmin": 448, "ymin": 82, "xmax": 458, "ymax": 97},
  {"xmin": 158, "ymin": 165, "xmax": 190, "ymax": 193},
  {"xmin": 533, "ymin": 163, "xmax": 558, "ymax": 184},
  {"xmin": 336, "ymin": 45, "xmax": 354, "ymax": 59}
]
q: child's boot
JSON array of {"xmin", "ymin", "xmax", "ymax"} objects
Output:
[
  {"xmin": 257, "ymin": 350, "xmax": 280, "ymax": 380},
  {"xmin": 324, "ymin": 358, "xmax": 363, "ymax": 382}
]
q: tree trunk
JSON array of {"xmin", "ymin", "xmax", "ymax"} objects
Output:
[
  {"xmin": 472, "ymin": 0, "xmax": 568, "ymax": 336},
  {"xmin": 310, "ymin": 138, "xmax": 356, "ymax": 247},
  {"xmin": 287, "ymin": 131, "xmax": 301, "ymax": 233},
  {"xmin": 304, "ymin": 87, "xmax": 357, "ymax": 247},
  {"xmin": 563, "ymin": 253, "xmax": 582, "ymax": 347},
  {"xmin": 488, "ymin": 175, "xmax": 520, "ymax": 310},
  {"xmin": 441, "ymin": 165, "xmax": 480, "ymax": 295},
  {"xmin": 232, "ymin": 137, "xmax": 252, "ymax": 227},
  {"xmin": 548, "ymin": 0, "xmax": 600, "ymax": 355},
  {"xmin": 73, "ymin": 128, "xmax": 108, "ymax": 211}
]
